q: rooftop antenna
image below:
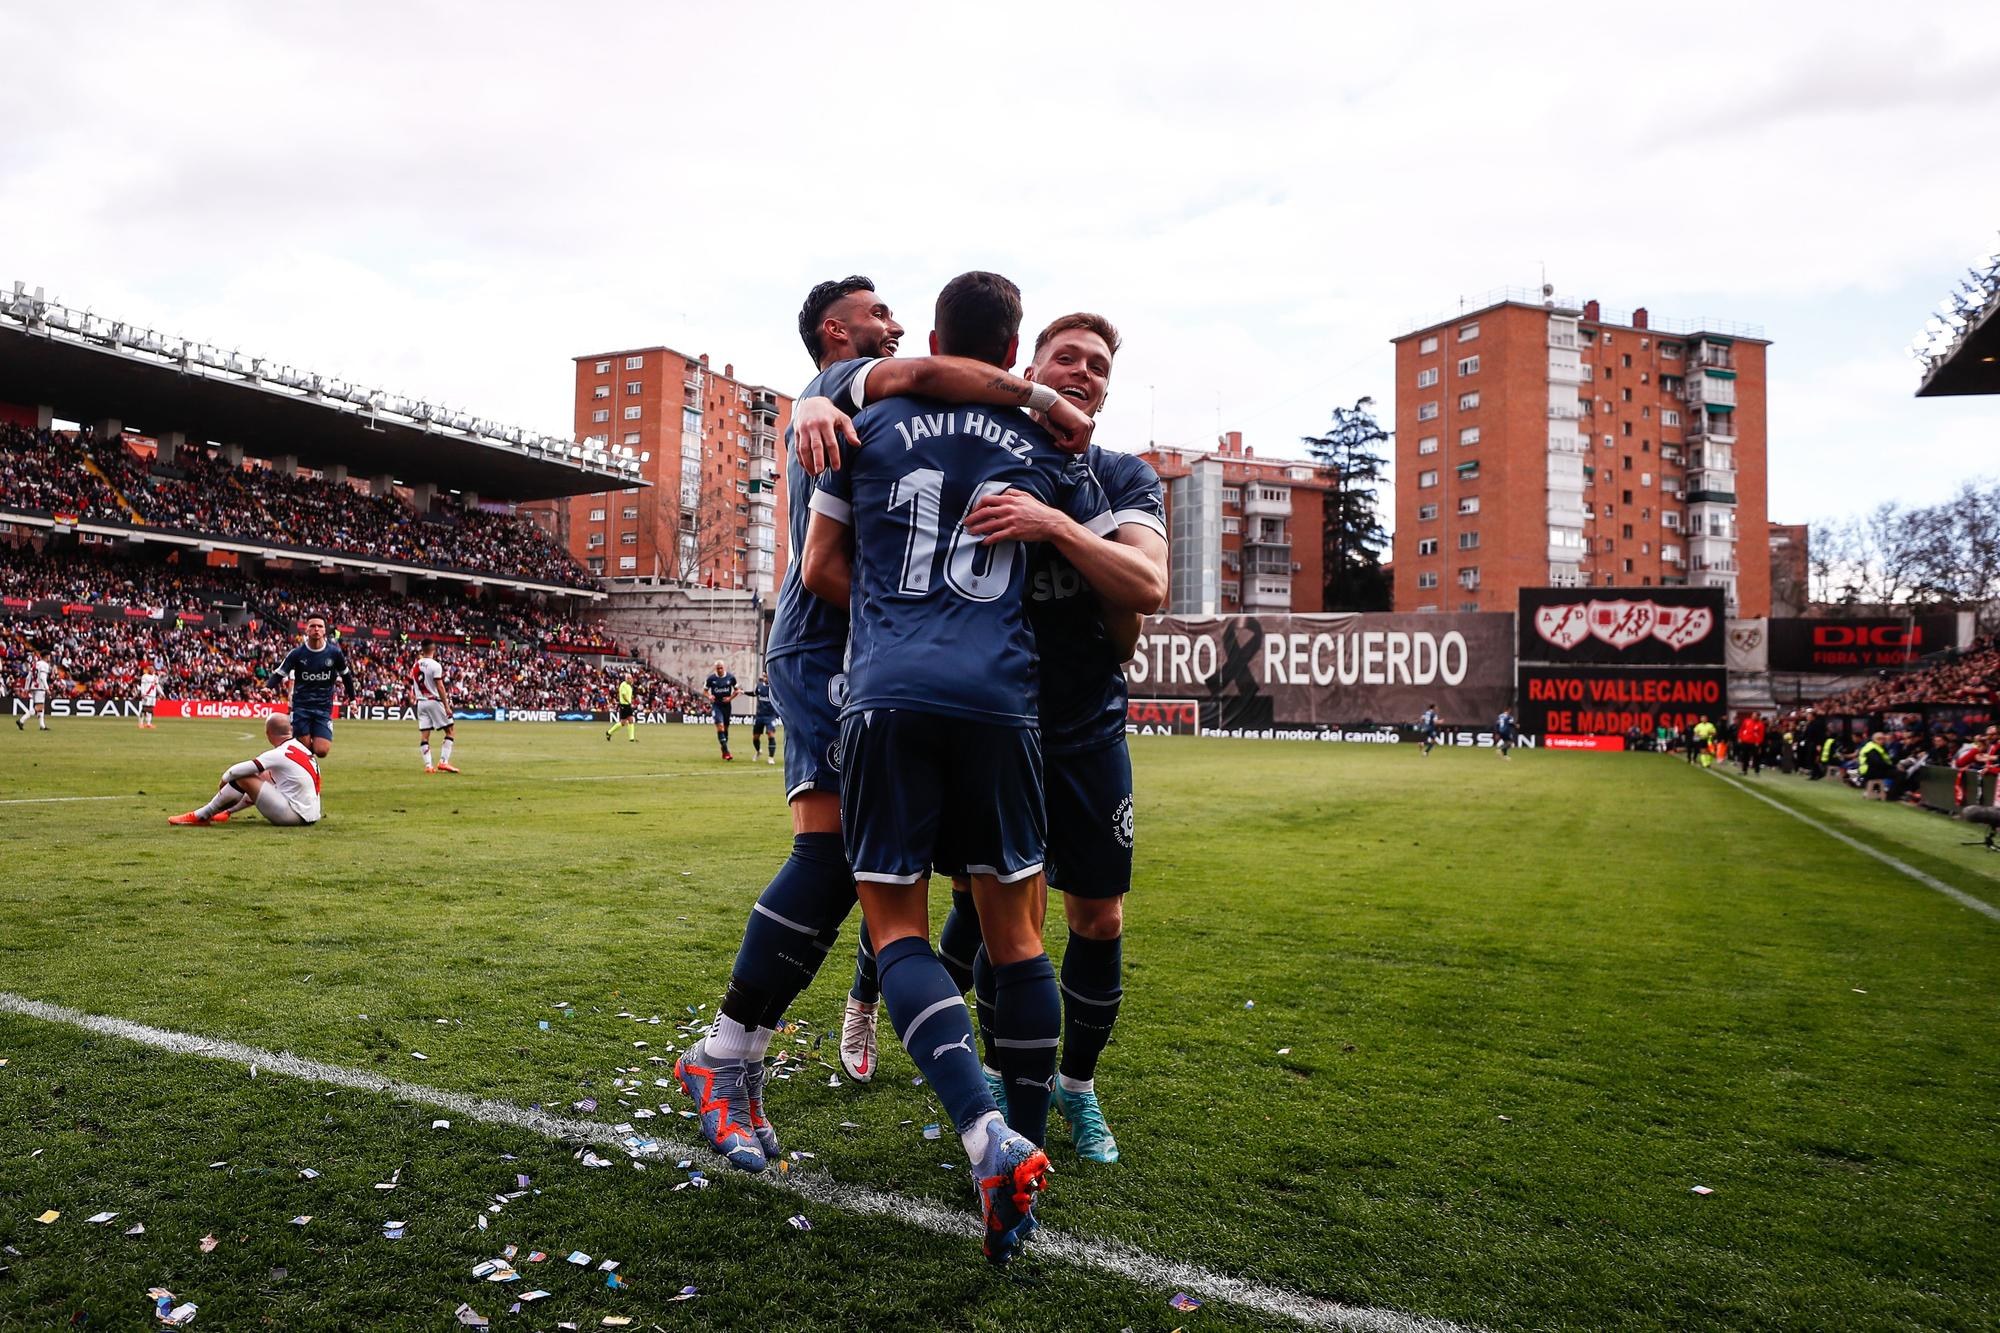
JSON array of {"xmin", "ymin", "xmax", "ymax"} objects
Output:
[{"xmin": 1148, "ymin": 384, "xmax": 1156, "ymax": 446}]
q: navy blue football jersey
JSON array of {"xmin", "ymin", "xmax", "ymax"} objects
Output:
[
  {"xmin": 811, "ymin": 398, "xmax": 1110, "ymax": 727},
  {"xmin": 766, "ymin": 357, "xmax": 878, "ymax": 664},
  {"xmin": 1030, "ymin": 447, "xmax": 1167, "ymax": 753},
  {"xmin": 278, "ymin": 642, "xmax": 353, "ymax": 712},
  {"xmin": 706, "ymin": 672, "xmax": 738, "ymax": 706},
  {"xmin": 751, "ymin": 684, "xmax": 779, "ymax": 721}
]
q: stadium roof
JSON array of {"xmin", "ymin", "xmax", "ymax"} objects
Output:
[
  {"xmin": 1912, "ymin": 244, "xmax": 2000, "ymax": 398},
  {"xmin": 1, "ymin": 285, "xmax": 647, "ymax": 501}
]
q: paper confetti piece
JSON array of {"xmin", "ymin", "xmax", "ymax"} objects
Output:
[
  {"xmin": 163, "ymin": 1302, "xmax": 199, "ymax": 1326},
  {"xmin": 86, "ymin": 1211, "xmax": 118, "ymax": 1224},
  {"xmin": 382, "ymin": 1226, "xmax": 406, "ymax": 1240},
  {"xmin": 526, "ymin": 1251, "xmax": 547, "ymax": 1264},
  {"xmin": 1277, "ymin": 1047, "xmax": 1292, "ymax": 1056},
  {"xmin": 567, "ymin": 1251, "xmax": 591, "ymax": 1266},
  {"xmin": 520, "ymin": 1290, "xmax": 550, "ymax": 1302},
  {"xmin": 34, "ymin": 1210, "xmax": 58, "ymax": 1224},
  {"xmin": 1170, "ymin": 1292, "xmax": 1204, "ymax": 1311},
  {"xmin": 432, "ymin": 1119, "xmax": 451, "ymax": 1130},
  {"xmin": 124, "ymin": 1222, "xmax": 146, "ymax": 1236},
  {"xmin": 788, "ymin": 1215, "xmax": 812, "ymax": 1230},
  {"xmin": 597, "ymin": 1259, "xmax": 620, "ymax": 1272},
  {"xmin": 411, "ymin": 1052, "xmax": 428, "ymax": 1061},
  {"xmin": 290, "ymin": 1215, "xmax": 312, "ymax": 1226},
  {"xmin": 454, "ymin": 1304, "xmax": 489, "ymax": 1328},
  {"xmin": 476, "ymin": 1214, "xmax": 489, "ymax": 1231},
  {"xmin": 299, "ymin": 1168, "xmax": 321, "ymax": 1180},
  {"xmin": 200, "ymin": 1234, "xmax": 219, "ymax": 1253},
  {"xmin": 602, "ymin": 1319, "xmax": 633, "ymax": 1328},
  {"xmin": 606, "ymin": 1272, "xmax": 626, "ymax": 1290},
  {"xmin": 1244, "ymin": 1000, "xmax": 1256, "ymax": 1009},
  {"xmin": 1691, "ymin": 1185, "xmax": 1715, "ymax": 1196}
]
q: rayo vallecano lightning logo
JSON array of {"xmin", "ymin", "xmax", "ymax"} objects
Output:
[{"xmin": 1112, "ymin": 794, "xmax": 1135, "ymax": 849}]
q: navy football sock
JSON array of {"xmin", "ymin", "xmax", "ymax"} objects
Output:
[
  {"xmin": 720, "ymin": 832, "xmax": 853, "ymax": 1033},
  {"xmin": 989, "ymin": 953, "xmax": 1061, "ymax": 1146},
  {"xmin": 936, "ymin": 889, "xmax": 981, "ymax": 994},
  {"xmin": 877, "ymin": 936, "xmax": 995, "ymax": 1134},
  {"xmin": 972, "ymin": 945, "xmax": 998, "ymax": 1068},
  {"xmin": 849, "ymin": 918, "xmax": 880, "ymax": 1005},
  {"xmin": 1059, "ymin": 930, "xmax": 1124, "ymax": 1085}
]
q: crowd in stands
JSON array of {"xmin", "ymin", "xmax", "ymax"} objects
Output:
[
  {"xmin": 0, "ymin": 424, "xmax": 597, "ymax": 589},
  {"xmin": 1805, "ymin": 636, "xmax": 2000, "ymax": 714},
  {"xmin": 0, "ymin": 539, "xmax": 693, "ymax": 714}
]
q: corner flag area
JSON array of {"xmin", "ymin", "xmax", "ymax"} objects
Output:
[{"xmin": 2, "ymin": 721, "xmax": 1996, "ymax": 1331}]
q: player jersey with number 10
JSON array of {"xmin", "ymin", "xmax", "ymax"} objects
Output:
[{"xmin": 810, "ymin": 397, "xmax": 1111, "ymax": 728}]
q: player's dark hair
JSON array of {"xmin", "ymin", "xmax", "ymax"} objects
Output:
[
  {"xmin": 798, "ymin": 275, "xmax": 876, "ymax": 365},
  {"xmin": 934, "ymin": 271, "xmax": 1022, "ymax": 367}
]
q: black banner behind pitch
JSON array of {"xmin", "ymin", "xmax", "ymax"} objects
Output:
[
  {"xmin": 1517, "ymin": 587, "xmax": 1727, "ymax": 666},
  {"xmin": 1766, "ymin": 615, "xmax": 1962, "ymax": 671}
]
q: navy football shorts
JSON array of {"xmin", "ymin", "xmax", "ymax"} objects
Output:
[
  {"xmin": 711, "ymin": 703, "xmax": 731, "ymax": 725},
  {"xmin": 840, "ymin": 708, "xmax": 1044, "ymax": 887},
  {"xmin": 1044, "ymin": 736, "xmax": 1134, "ymax": 899},
  {"xmin": 768, "ymin": 650, "xmax": 844, "ymax": 802},
  {"xmin": 292, "ymin": 708, "xmax": 335, "ymax": 742}
]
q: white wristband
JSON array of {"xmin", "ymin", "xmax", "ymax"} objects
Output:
[{"xmin": 1025, "ymin": 382, "xmax": 1060, "ymax": 415}]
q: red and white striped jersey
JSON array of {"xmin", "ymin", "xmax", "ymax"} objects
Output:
[
  {"xmin": 411, "ymin": 656, "xmax": 445, "ymax": 702},
  {"xmin": 256, "ymin": 741, "xmax": 322, "ymax": 823}
]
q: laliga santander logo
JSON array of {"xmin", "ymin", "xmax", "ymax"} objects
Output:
[{"xmin": 1535, "ymin": 598, "xmax": 1714, "ymax": 653}]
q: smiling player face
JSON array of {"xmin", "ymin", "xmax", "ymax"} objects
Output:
[
  {"xmin": 1029, "ymin": 328, "xmax": 1113, "ymax": 416},
  {"xmin": 828, "ymin": 290, "xmax": 903, "ymax": 359}
]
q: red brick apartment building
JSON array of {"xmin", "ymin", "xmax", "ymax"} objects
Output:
[
  {"xmin": 529, "ymin": 347, "xmax": 793, "ymax": 596},
  {"xmin": 1389, "ymin": 293, "xmax": 1769, "ymax": 616},
  {"xmin": 1140, "ymin": 432, "xmax": 1334, "ymax": 614}
]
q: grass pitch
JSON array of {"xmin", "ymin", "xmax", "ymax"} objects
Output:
[{"xmin": 1, "ymin": 719, "xmax": 1997, "ymax": 1331}]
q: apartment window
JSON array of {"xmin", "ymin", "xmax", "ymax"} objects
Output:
[
  {"xmin": 624, "ymin": 356, "xmax": 644, "ymax": 369},
  {"xmin": 1417, "ymin": 571, "xmax": 1439, "ymax": 589},
  {"xmin": 1457, "ymin": 567, "xmax": 1480, "ymax": 589},
  {"xmin": 1641, "ymin": 472, "xmax": 1653, "ymax": 486},
  {"xmin": 1457, "ymin": 462, "xmax": 1480, "ymax": 480},
  {"xmin": 1603, "ymin": 366, "xmax": 1612, "ymax": 380},
  {"xmin": 587, "ymin": 557, "xmax": 605, "ymax": 573},
  {"xmin": 1418, "ymin": 436, "xmax": 1438, "ymax": 455},
  {"xmin": 1458, "ymin": 530, "xmax": 1480, "ymax": 549},
  {"xmin": 1418, "ymin": 469, "xmax": 1439, "ymax": 488},
  {"xmin": 623, "ymin": 432, "xmax": 641, "ymax": 445},
  {"xmin": 586, "ymin": 533, "xmax": 604, "ymax": 549},
  {"xmin": 622, "ymin": 506, "xmax": 638, "ymax": 519},
  {"xmin": 1458, "ymin": 496, "xmax": 1480, "ymax": 515},
  {"xmin": 624, "ymin": 406, "xmax": 642, "ymax": 420},
  {"xmin": 592, "ymin": 385, "xmax": 609, "ymax": 399},
  {"xmin": 1623, "ymin": 558, "xmax": 1634, "ymax": 574},
  {"xmin": 619, "ymin": 556, "xmax": 637, "ymax": 570},
  {"xmin": 1621, "ymin": 524, "xmax": 1634, "ymax": 539},
  {"xmin": 1663, "ymin": 409, "xmax": 1680, "ymax": 427},
  {"xmin": 1603, "ymin": 435, "xmax": 1614, "ymax": 448},
  {"xmin": 626, "ymin": 381, "xmax": 642, "ymax": 396},
  {"xmin": 1621, "ymin": 388, "xmax": 1633, "ymax": 403},
  {"xmin": 1418, "ymin": 402, "xmax": 1439, "ymax": 422},
  {"xmin": 1602, "ymin": 503, "xmax": 1614, "ymax": 518},
  {"xmin": 1664, "ymin": 511, "xmax": 1681, "ymax": 530},
  {"xmin": 1457, "ymin": 355, "xmax": 1480, "ymax": 376},
  {"xmin": 594, "ymin": 360, "xmax": 611, "ymax": 374},
  {"xmin": 1641, "ymin": 542, "xmax": 1651, "ymax": 555},
  {"xmin": 621, "ymin": 532, "xmax": 637, "ymax": 546},
  {"xmin": 1622, "ymin": 489, "xmax": 1633, "ymax": 504},
  {"xmin": 1621, "ymin": 353, "xmax": 1632, "ymax": 369},
  {"xmin": 1458, "ymin": 322, "xmax": 1480, "ymax": 342},
  {"xmin": 1418, "ymin": 503, "xmax": 1439, "ymax": 521},
  {"xmin": 1603, "ymin": 538, "xmax": 1615, "ymax": 552},
  {"xmin": 588, "ymin": 507, "xmax": 605, "ymax": 521},
  {"xmin": 1416, "ymin": 367, "xmax": 1439, "ymax": 389},
  {"xmin": 1417, "ymin": 538, "xmax": 1439, "ymax": 556},
  {"xmin": 591, "ymin": 409, "xmax": 609, "ymax": 423},
  {"xmin": 1621, "ymin": 422, "xmax": 1633, "ymax": 437},
  {"xmin": 1419, "ymin": 335, "xmax": 1439, "ymax": 354},
  {"xmin": 1622, "ymin": 455, "xmax": 1633, "ymax": 471},
  {"xmin": 1459, "ymin": 391, "xmax": 1480, "ymax": 410},
  {"xmin": 1222, "ymin": 487, "xmax": 1241, "ymax": 504},
  {"xmin": 1223, "ymin": 516, "xmax": 1240, "ymax": 533},
  {"xmin": 1459, "ymin": 426, "xmax": 1480, "ymax": 446}
]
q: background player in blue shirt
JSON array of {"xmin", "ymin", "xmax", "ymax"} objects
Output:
[
  {"xmin": 276, "ymin": 614, "xmax": 356, "ymax": 759},
  {"xmin": 748, "ymin": 670, "xmax": 780, "ymax": 766},
  {"xmin": 1419, "ymin": 704, "xmax": 1441, "ymax": 755},
  {"xmin": 799, "ymin": 271, "xmax": 1112, "ymax": 1262},
  {"xmin": 677, "ymin": 276, "xmax": 1098, "ymax": 1182},
  {"xmin": 704, "ymin": 660, "xmax": 739, "ymax": 760}
]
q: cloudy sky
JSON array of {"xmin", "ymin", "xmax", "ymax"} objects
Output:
[{"xmin": 3, "ymin": 1, "xmax": 1995, "ymax": 531}]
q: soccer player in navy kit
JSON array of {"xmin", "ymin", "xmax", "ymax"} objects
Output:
[
  {"xmin": 801, "ymin": 271, "xmax": 1116, "ymax": 1262},
  {"xmin": 1418, "ymin": 704, "xmax": 1441, "ymax": 756},
  {"xmin": 276, "ymin": 615, "xmax": 356, "ymax": 760},
  {"xmin": 749, "ymin": 671, "xmax": 780, "ymax": 765},
  {"xmin": 705, "ymin": 660, "xmax": 739, "ymax": 759},
  {"xmin": 676, "ymin": 276, "xmax": 1096, "ymax": 1184}
]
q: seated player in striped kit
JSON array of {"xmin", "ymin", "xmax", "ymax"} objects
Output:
[{"xmin": 169, "ymin": 713, "xmax": 323, "ymax": 827}]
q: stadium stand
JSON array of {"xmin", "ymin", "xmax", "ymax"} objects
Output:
[
  {"xmin": 1805, "ymin": 636, "xmax": 2000, "ymax": 713},
  {"xmin": 0, "ymin": 424, "xmax": 596, "ymax": 590},
  {"xmin": 0, "ymin": 539, "xmax": 694, "ymax": 714}
]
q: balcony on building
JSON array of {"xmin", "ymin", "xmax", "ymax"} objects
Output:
[
  {"xmin": 1685, "ymin": 371, "xmax": 1738, "ymax": 409},
  {"xmin": 1547, "ymin": 399, "xmax": 1585, "ymax": 420},
  {"xmin": 1242, "ymin": 486, "xmax": 1288, "ymax": 519},
  {"xmin": 1243, "ymin": 516, "xmax": 1289, "ymax": 548},
  {"xmin": 1547, "ymin": 351, "xmax": 1585, "ymax": 382},
  {"xmin": 1683, "ymin": 468, "xmax": 1737, "ymax": 505},
  {"xmin": 1243, "ymin": 578, "xmax": 1291, "ymax": 611},
  {"xmin": 1684, "ymin": 412, "xmax": 1736, "ymax": 442},
  {"xmin": 1691, "ymin": 340, "xmax": 1735, "ymax": 372}
]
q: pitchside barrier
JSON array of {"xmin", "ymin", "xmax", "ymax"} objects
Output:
[{"xmin": 1917, "ymin": 764, "xmax": 1999, "ymax": 815}]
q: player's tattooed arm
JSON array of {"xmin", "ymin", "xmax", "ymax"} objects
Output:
[{"xmin": 795, "ymin": 358, "xmax": 1094, "ymax": 474}]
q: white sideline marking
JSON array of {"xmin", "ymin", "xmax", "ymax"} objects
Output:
[
  {"xmin": 0, "ymin": 992, "xmax": 1476, "ymax": 1333},
  {"xmin": 0, "ymin": 794, "xmax": 139, "ymax": 806},
  {"xmin": 1711, "ymin": 771, "xmax": 2000, "ymax": 924}
]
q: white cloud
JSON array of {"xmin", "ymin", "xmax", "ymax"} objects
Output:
[{"xmin": 2, "ymin": 0, "xmax": 1995, "ymax": 533}]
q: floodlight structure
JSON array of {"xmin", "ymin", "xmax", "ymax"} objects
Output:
[{"xmin": 2, "ymin": 279, "xmax": 646, "ymax": 483}]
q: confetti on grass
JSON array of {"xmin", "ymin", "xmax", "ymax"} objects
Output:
[
  {"xmin": 1691, "ymin": 1185, "xmax": 1715, "ymax": 1196},
  {"xmin": 1170, "ymin": 1292, "xmax": 1205, "ymax": 1312},
  {"xmin": 788, "ymin": 1215, "xmax": 812, "ymax": 1231}
]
